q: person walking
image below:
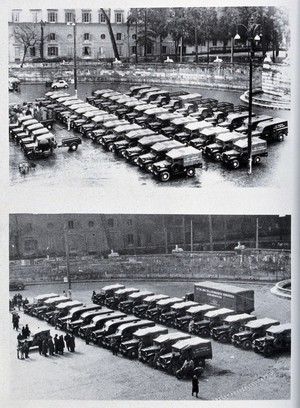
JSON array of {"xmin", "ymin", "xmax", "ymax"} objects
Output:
[{"xmin": 192, "ymin": 375, "xmax": 199, "ymax": 398}]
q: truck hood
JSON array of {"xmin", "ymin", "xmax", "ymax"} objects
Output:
[
  {"xmin": 121, "ymin": 339, "xmax": 139, "ymax": 347},
  {"xmin": 223, "ymin": 149, "xmax": 239, "ymax": 157},
  {"xmin": 139, "ymin": 152, "xmax": 155, "ymax": 162},
  {"xmin": 126, "ymin": 147, "xmax": 142, "ymax": 155},
  {"xmin": 152, "ymin": 160, "xmax": 169, "ymax": 169},
  {"xmin": 114, "ymin": 140, "xmax": 128, "ymax": 148}
]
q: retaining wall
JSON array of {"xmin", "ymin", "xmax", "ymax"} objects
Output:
[{"xmin": 10, "ymin": 249, "xmax": 291, "ymax": 284}]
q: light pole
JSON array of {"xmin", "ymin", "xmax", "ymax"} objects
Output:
[
  {"xmin": 235, "ymin": 16, "xmax": 262, "ymax": 175},
  {"xmin": 67, "ymin": 19, "xmax": 78, "ymax": 97},
  {"xmin": 40, "ymin": 20, "xmax": 46, "ymax": 60}
]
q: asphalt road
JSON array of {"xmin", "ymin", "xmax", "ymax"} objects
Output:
[
  {"xmin": 7, "ymin": 280, "xmax": 291, "ymax": 401},
  {"xmin": 9, "ymin": 83, "xmax": 291, "ymax": 188}
]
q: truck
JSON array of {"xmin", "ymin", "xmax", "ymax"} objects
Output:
[
  {"xmin": 145, "ymin": 297, "xmax": 184, "ymax": 322},
  {"xmin": 252, "ymin": 323, "xmax": 291, "ymax": 357},
  {"xmin": 190, "ymin": 308, "xmax": 235, "ymax": 337},
  {"xmin": 81, "ymin": 114, "xmax": 119, "ymax": 138},
  {"xmin": 100, "ymin": 123, "xmax": 142, "ymax": 150},
  {"xmin": 123, "ymin": 134, "xmax": 169, "ymax": 163},
  {"xmin": 134, "ymin": 107, "xmax": 169, "ymax": 128},
  {"xmin": 119, "ymin": 326, "xmax": 168, "ymax": 359},
  {"xmin": 92, "ymin": 284, "xmax": 125, "ymax": 305},
  {"xmin": 204, "ymin": 130, "xmax": 247, "ymax": 161},
  {"xmin": 172, "ymin": 120, "xmax": 213, "ymax": 146},
  {"xmin": 161, "ymin": 116, "xmax": 198, "ymax": 138},
  {"xmin": 68, "ymin": 308, "xmax": 112, "ymax": 335},
  {"xmin": 194, "ymin": 281, "xmax": 255, "ymax": 313},
  {"xmin": 112, "ymin": 128, "xmax": 155, "ymax": 155},
  {"xmin": 105, "ymin": 287, "xmax": 140, "ymax": 310},
  {"xmin": 177, "ymin": 304, "xmax": 217, "ymax": 332},
  {"xmin": 231, "ymin": 318, "xmax": 280, "ymax": 350},
  {"xmin": 24, "ymin": 293, "xmax": 59, "ymax": 315},
  {"xmin": 56, "ymin": 304, "xmax": 102, "ymax": 330},
  {"xmin": 189, "ymin": 126, "xmax": 228, "ymax": 151},
  {"xmin": 151, "ymin": 146, "xmax": 203, "ymax": 181},
  {"xmin": 118, "ymin": 291, "xmax": 154, "ymax": 314},
  {"xmin": 251, "ymin": 117, "xmax": 288, "ymax": 142},
  {"xmin": 210, "ymin": 313, "xmax": 256, "ymax": 343},
  {"xmin": 125, "ymin": 103, "xmax": 158, "ymax": 123},
  {"xmin": 221, "ymin": 137, "xmax": 268, "ymax": 168},
  {"xmin": 90, "ymin": 316, "xmax": 140, "ymax": 345},
  {"xmin": 159, "ymin": 301, "xmax": 199, "ymax": 327},
  {"xmin": 139, "ymin": 332, "xmax": 191, "ymax": 366},
  {"xmin": 137, "ymin": 140, "xmax": 184, "ymax": 172},
  {"xmin": 133, "ymin": 294, "xmax": 170, "ymax": 318},
  {"xmin": 32, "ymin": 296, "xmax": 70, "ymax": 319},
  {"xmin": 77, "ymin": 311, "xmax": 126, "ymax": 339},
  {"xmin": 235, "ymin": 115, "xmax": 273, "ymax": 134},
  {"xmin": 43, "ymin": 300, "xmax": 83, "ymax": 324},
  {"xmin": 115, "ymin": 99, "xmax": 147, "ymax": 119},
  {"xmin": 218, "ymin": 111, "xmax": 254, "ymax": 131}
]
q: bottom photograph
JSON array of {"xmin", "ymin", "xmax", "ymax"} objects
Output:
[{"xmin": 9, "ymin": 214, "xmax": 291, "ymax": 401}]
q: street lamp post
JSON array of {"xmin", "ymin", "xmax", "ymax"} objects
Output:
[
  {"xmin": 40, "ymin": 20, "xmax": 46, "ymax": 60},
  {"xmin": 235, "ymin": 17, "xmax": 261, "ymax": 175},
  {"xmin": 67, "ymin": 19, "xmax": 78, "ymax": 97}
]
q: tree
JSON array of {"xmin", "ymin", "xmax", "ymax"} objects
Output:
[
  {"xmin": 13, "ymin": 25, "xmax": 39, "ymax": 67},
  {"xmin": 101, "ymin": 8, "xmax": 119, "ymax": 60},
  {"xmin": 167, "ymin": 8, "xmax": 190, "ymax": 62}
]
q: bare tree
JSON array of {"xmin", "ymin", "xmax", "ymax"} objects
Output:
[{"xmin": 13, "ymin": 25, "xmax": 39, "ymax": 67}]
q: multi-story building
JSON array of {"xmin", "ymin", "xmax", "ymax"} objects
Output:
[
  {"xmin": 8, "ymin": 7, "xmax": 226, "ymax": 63},
  {"xmin": 9, "ymin": 214, "xmax": 291, "ymax": 260}
]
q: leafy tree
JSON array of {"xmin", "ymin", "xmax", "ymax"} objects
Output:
[
  {"xmin": 13, "ymin": 25, "xmax": 39, "ymax": 67},
  {"xmin": 101, "ymin": 8, "xmax": 119, "ymax": 60}
]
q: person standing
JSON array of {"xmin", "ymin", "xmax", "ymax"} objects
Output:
[
  {"xmin": 58, "ymin": 335, "xmax": 65, "ymax": 355},
  {"xmin": 42, "ymin": 339, "xmax": 48, "ymax": 356},
  {"xmin": 17, "ymin": 342, "xmax": 24, "ymax": 359},
  {"xmin": 38, "ymin": 338, "xmax": 43, "ymax": 355},
  {"xmin": 192, "ymin": 375, "xmax": 199, "ymax": 398},
  {"xmin": 23, "ymin": 340, "xmax": 29, "ymax": 359},
  {"xmin": 64, "ymin": 333, "xmax": 71, "ymax": 351},
  {"xmin": 23, "ymin": 324, "xmax": 30, "ymax": 338},
  {"xmin": 13, "ymin": 313, "xmax": 20, "ymax": 330},
  {"xmin": 69, "ymin": 334, "xmax": 75, "ymax": 352},
  {"xmin": 48, "ymin": 337, "xmax": 54, "ymax": 356},
  {"xmin": 54, "ymin": 334, "xmax": 59, "ymax": 354}
]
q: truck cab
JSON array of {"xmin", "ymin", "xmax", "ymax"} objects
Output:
[
  {"xmin": 77, "ymin": 311, "xmax": 126, "ymax": 339},
  {"xmin": 137, "ymin": 140, "xmax": 184, "ymax": 172},
  {"xmin": 90, "ymin": 316, "xmax": 140, "ymax": 345},
  {"xmin": 56, "ymin": 304, "xmax": 102, "ymax": 330},
  {"xmin": 251, "ymin": 118, "xmax": 288, "ymax": 142},
  {"xmin": 68, "ymin": 308, "xmax": 112, "ymax": 335},
  {"xmin": 159, "ymin": 301, "xmax": 198, "ymax": 327},
  {"xmin": 231, "ymin": 318, "xmax": 280, "ymax": 350},
  {"xmin": 189, "ymin": 125, "xmax": 228, "ymax": 151},
  {"xmin": 133, "ymin": 294, "xmax": 170, "ymax": 318},
  {"xmin": 92, "ymin": 284, "xmax": 125, "ymax": 305},
  {"xmin": 151, "ymin": 146, "xmax": 203, "ymax": 181},
  {"xmin": 252, "ymin": 323, "xmax": 291, "ymax": 357},
  {"xmin": 43, "ymin": 300, "xmax": 83, "ymax": 324},
  {"xmin": 101, "ymin": 123, "xmax": 142, "ymax": 150},
  {"xmin": 145, "ymin": 297, "xmax": 184, "ymax": 322},
  {"xmin": 24, "ymin": 293, "xmax": 59, "ymax": 315},
  {"xmin": 210, "ymin": 313, "xmax": 256, "ymax": 343},
  {"xmin": 120, "ymin": 326, "xmax": 168, "ymax": 359},
  {"xmin": 190, "ymin": 308, "xmax": 235, "ymax": 337},
  {"xmin": 177, "ymin": 304, "xmax": 217, "ymax": 332},
  {"xmin": 113, "ymin": 128, "xmax": 155, "ymax": 155},
  {"xmin": 105, "ymin": 288, "xmax": 140, "ymax": 310},
  {"xmin": 123, "ymin": 134, "xmax": 169, "ymax": 163},
  {"xmin": 204, "ymin": 131, "xmax": 247, "ymax": 161},
  {"xmin": 19, "ymin": 127, "xmax": 50, "ymax": 148},
  {"xmin": 221, "ymin": 137, "xmax": 268, "ymax": 168},
  {"xmin": 33, "ymin": 296, "xmax": 70, "ymax": 319},
  {"xmin": 119, "ymin": 291, "xmax": 154, "ymax": 314}
]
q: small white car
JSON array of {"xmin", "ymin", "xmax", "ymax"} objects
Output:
[{"xmin": 51, "ymin": 79, "xmax": 69, "ymax": 89}]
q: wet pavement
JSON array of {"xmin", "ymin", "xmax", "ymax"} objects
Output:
[
  {"xmin": 7, "ymin": 281, "xmax": 291, "ymax": 401},
  {"xmin": 9, "ymin": 83, "xmax": 291, "ymax": 188}
]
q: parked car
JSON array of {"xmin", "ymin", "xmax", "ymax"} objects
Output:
[
  {"xmin": 51, "ymin": 79, "xmax": 69, "ymax": 89},
  {"xmin": 251, "ymin": 118, "xmax": 288, "ymax": 142},
  {"xmin": 9, "ymin": 280, "xmax": 25, "ymax": 291},
  {"xmin": 252, "ymin": 323, "xmax": 291, "ymax": 357}
]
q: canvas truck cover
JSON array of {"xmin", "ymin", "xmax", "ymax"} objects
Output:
[
  {"xmin": 126, "ymin": 129, "xmax": 155, "ymax": 140},
  {"xmin": 83, "ymin": 110, "xmax": 106, "ymax": 119},
  {"xmin": 200, "ymin": 126, "xmax": 228, "ymax": 137},
  {"xmin": 115, "ymin": 288, "xmax": 139, "ymax": 296},
  {"xmin": 225, "ymin": 111, "xmax": 251, "ymax": 123},
  {"xmin": 93, "ymin": 89, "xmax": 114, "ymax": 96},
  {"xmin": 102, "ymin": 120, "xmax": 128, "ymax": 129},
  {"xmin": 50, "ymin": 92, "xmax": 70, "ymax": 100},
  {"xmin": 172, "ymin": 337, "xmax": 212, "ymax": 359},
  {"xmin": 134, "ymin": 104, "xmax": 157, "ymax": 112},
  {"xmin": 31, "ymin": 128, "xmax": 50, "ymax": 137},
  {"xmin": 55, "ymin": 300, "xmax": 83, "ymax": 310},
  {"xmin": 144, "ymin": 107, "xmax": 169, "ymax": 116},
  {"xmin": 157, "ymin": 297, "xmax": 184, "ymax": 307},
  {"xmin": 187, "ymin": 304, "xmax": 217, "ymax": 314},
  {"xmin": 184, "ymin": 121, "xmax": 213, "ymax": 132},
  {"xmin": 133, "ymin": 326, "xmax": 168, "ymax": 339},
  {"xmin": 125, "ymin": 100, "xmax": 147, "ymax": 107},
  {"xmin": 91, "ymin": 312, "xmax": 126, "ymax": 325},
  {"xmin": 62, "ymin": 99, "xmax": 84, "ymax": 107},
  {"xmin": 156, "ymin": 112, "xmax": 183, "ymax": 121},
  {"xmin": 44, "ymin": 296, "xmax": 70, "ymax": 305},
  {"xmin": 139, "ymin": 135, "xmax": 169, "ymax": 146},
  {"xmin": 154, "ymin": 332, "xmax": 191, "ymax": 345},
  {"xmin": 171, "ymin": 301, "xmax": 199, "ymax": 311},
  {"xmin": 177, "ymin": 93, "xmax": 202, "ymax": 101},
  {"xmin": 129, "ymin": 291, "xmax": 154, "ymax": 300},
  {"xmin": 151, "ymin": 140, "xmax": 183, "ymax": 152},
  {"xmin": 92, "ymin": 114, "xmax": 118, "ymax": 123},
  {"xmin": 34, "ymin": 293, "xmax": 59, "ymax": 302},
  {"xmin": 166, "ymin": 147, "xmax": 202, "ymax": 166},
  {"xmin": 101, "ymin": 284, "xmax": 125, "ymax": 292},
  {"xmin": 103, "ymin": 316, "xmax": 140, "ymax": 330},
  {"xmin": 233, "ymin": 137, "xmax": 267, "ymax": 152},
  {"xmin": 266, "ymin": 323, "xmax": 291, "ymax": 334},
  {"xmin": 113, "ymin": 123, "xmax": 141, "ymax": 134},
  {"xmin": 170, "ymin": 117, "xmax": 198, "ymax": 126},
  {"xmin": 194, "ymin": 281, "xmax": 254, "ymax": 313},
  {"xmin": 79, "ymin": 308, "xmax": 111, "ymax": 320},
  {"xmin": 204, "ymin": 308, "xmax": 235, "ymax": 319},
  {"xmin": 144, "ymin": 294, "xmax": 170, "ymax": 303},
  {"xmin": 116, "ymin": 320, "xmax": 155, "ymax": 334},
  {"xmin": 244, "ymin": 318, "xmax": 280, "ymax": 329},
  {"xmin": 216, "ymin": 131, "xmax": 246, "ymax": 143},
  {"xmin": 222, "ymin": 313, "xmax": 256, "ymax": 324}
]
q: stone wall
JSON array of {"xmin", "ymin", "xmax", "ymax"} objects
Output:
[{"xmin": 9, "ymin": 249, "xmax": 291, "ymax": 284}]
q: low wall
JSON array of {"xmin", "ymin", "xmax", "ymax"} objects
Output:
[
  {"xmin": 9, "ymin": 249, "xmax": 291, "ymax": 284},
  {"xmin": 9, "ymin": 62, "xmax": 262, "ymax": 92}
]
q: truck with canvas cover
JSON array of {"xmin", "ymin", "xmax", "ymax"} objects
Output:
[
  {"xmin": 251, "ymin": 117, "xmax": 288, "ymax": 142},
  {"xmin": 77, "ymin": 311, "xmax": 126, "ymax": 339},
  {"xmin": 235, "ymin": 115, "xmax": 273, "ymax": 134},
  {"xmin": 123, "ymin": 134, "xmax": 169, "ymax": 163},
  {"xmin": 90, "ymin": 316, "xmax": 140, "ymax": 345},
  {"xmin": 133, "ymin": 294, "xmax": 170, "ymax": 318},
  {"xmin": 210, "ymin": 313, "xmax": 256, "ymax": 343},
  {"xmin": 137, "ymin": 140, "xmax": 184, "ymax": 172},
  {"xmin": 56, "ymin": 304, "xmax": 102, "ymax": 330},
  {"xmin": 190, "ymin": 308, "xmax": 235, "ymax": 337},
  {"xmin": 175, "ymin": 304, "xmax": 216, "ymax": 332},
  {"xmin": 68, "ymin": 308, "xmax": 112, "ymax": 335},
  {"xmin": 100, "ymin": 123, "xmax": 142, "ymax": 150},
  {"xmin": 112, "ymin": 128, "xmax": 155, "ymax": 155},
  {"xmin": 204, "ymin": 131, "xmax": 247, "ymax": 161},
  {"xmin": 92, "ymin": 284, "xmax": 125, "ymax": 305},
  {"xmin": 194, "ymin": 281, "xmax": 255, "ymax": 313},
  {"xmin": 252, "ymin": 323, "xmax": 291, "ymax": 357},
  {"xmin": 43, "ymin": 300, "xmax": 83, "ymax": 324},
  {"xmin": 189, "ymin": 126, "xmax": 228, "ymax": 151},
  {"xmin": 145, "ymin": 297, "xmax": 184, "ymax": 322},
  {"xmin": 231, "ymin": 318, "xmax": 280, "ymax": 350},
  {"xmin": 161, "ymin": 116, "xmax": 198, "ymax": 138},
  {"xmin": 118, "ymin": 291, "xmax": 155, "ymax": 314},
  {"xmin": 24, "ymin": 293, "xmax": 59, "ymax": 315},
  {"xmin": 105, "ymin": 287, "xmax": 140, "ymax": 310},
  {"xmin": 159, "ymin": 301, "xmax": 199, "ymax": 327},
  {"xmin": 221, "ymin": 137, "xmax": 268, "ymax": 168},
  {"xmin": 119, "ymin": 326, "xmax": 168, "ymax": 359}
]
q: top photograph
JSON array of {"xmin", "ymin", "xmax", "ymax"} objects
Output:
[{"xmin": 8, "ymin": 6, "xmax": 291, "ymax": 188}]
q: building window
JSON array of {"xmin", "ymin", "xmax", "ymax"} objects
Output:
[
  {"xmin": 127, "ymin": 219, "xmax": 132, "ymax": 226},
  {"xmin": 12, "ymin": 10, "xmax": 21, "ymax": 22},
  {"xmin": 146, "ymin": 44, "xmax": 152, "ymax": 54},
  {"xmin": 30, "ymin": 47, "xmax": 36, "ymax": 57},
  {"xmin": 68, "ymin": 220, "xmax": 74, "ymax": 229},
  {"xmin": 31, "ymin": 10, "xmax": 41, "ymax": 23},
  {"xmin": 146, "ymin": 233, "xmax": 152, "ymax": 244},
  {"xmin": 48, "ymin": 46, "xmax": 58, "ymax": 56},
  {"xmin": 131, "ymin": 46, "xmax": 136, "ymax": 54},
  {"xmin": 48, "ymin": 11, "xmax": 58, "ymax": 23},
  {"xmin": 82, "ymin": 11, "xmax": 91, "ymax": 23},
  {"xmin": 82, "ymin": 46, "xmax": 92, "ymax": 56},
  {"xmin": 99, "ymin": 12, "xmax": 106, "ymax": 23},
  {"xmin": 67, "ymin": 46, "xmax": 73, "ymax": 56},
  {"xmin": 84, "ymin": 33, "xmax": 91, "ymax": 41},
  {"xmin": 47, "ymin": 223, "xmax": 54, "ymax": 229},
  {"xmin": 116, "ymin": 33, "xmax": 122, "ymax": 41},
  {"xmin": 127, "ymin": 234, "xmax": 134, "ymax": 245},
  {"xmin": 115, "ymin": 12, "xmax": 124, "ymax": 23},
  {"xmin": 88, "ymin": 221, "xmax": 94, "ymax": 228},
  {"xmin": 49, "ymin": 33, "xmax": 56, "ymax": 41},
  {"xmin": 107, "ymin": 218, "xmax": 114, "ymax": 227},
  {"xmin": 24, "ymin": 239, "xmax": 37, "ymax": 252},
  {"xmin": 162, "ymin": 46, "xmax": 167, "ymax": 54},
  {"xmin": 65, "ymin": 11, "xmax": 75, "ymax": 23},
  {"xmin": 132, "ymin": 34, "xmax": 136, "ymax": 40},
  {"xmin": 15, "ymin": 47, "xmax": 21, "ymax": 59},
  {"xmin": 100, "ymin": 34, "xmax": 106, "ymax": 40},
  {"xmin": 212, "ymin": 39, "xmax": 217, "ymax": 46}
]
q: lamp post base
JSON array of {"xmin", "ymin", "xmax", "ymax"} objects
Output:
[{"xmin": 247, "ymin": 158, "xmax": 252, "ymax": 175}]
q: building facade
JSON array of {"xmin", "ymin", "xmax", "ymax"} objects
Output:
[{"xmin": 9, "ymin": 214, "xmax": 291, "ymax": 260}]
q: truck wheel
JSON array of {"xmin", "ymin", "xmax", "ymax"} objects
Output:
[
  {"xmin": 128, "ymin": 349, "xmax": 138, "ymax": 359},
  {"xmin": 175, "ymin": 369, "xmax": 183, "ymax": 380},
  {"xmin": 171, "ymin": 164, "xmax": 180, "ymax": 174},
  {"xmin": 263, "ymin": 346, "xmax": 274, "ymax": 357},
  {"xmin": 219, "ymin": 333, "xmax": 229, "ymax": 343},
  {"xmin": 186, "ymin": 167, "xmax": 195, "ymax": 177},
  {"xmin": 197, "ymin": 359, "xmax": 206, "ymax": 368},
  {"xmin": 242, "ymin": 339, "xmax": 252, "ymax": 350},
  {"xmin": 200, "ymin": 328, "xmax": 210, "ymax": 337},
  {"xmin": 69, "ymin": 143, "xmax": 78, "ymax": 151},
  {"xmin": 110, "ymin": 145, "xmax": 116, "ymax": 153},
  {"xmin": 125, "ymin": 307, "xmax": 133, "ymax": 314},
  {"xmin": 253, "ymin": 156, "xmax": 261, "ymax": 165},
  {"xmin": 231, "ymin": 159, "xmax": 240, "ymax": 169},
  {"xmin": 277, "ymin": 133, "xmax": 285, "ymax": 142},
  {"xmin": 160, "ymin": 171, "xmax": 171, "ymax": 182},
  {"xmin": 214, "ymin": 153, "xmax": 221, "ymax": 161},
  {"xmin": 273, "ymin": 338, "xmax": 283, "ymax": 348}
]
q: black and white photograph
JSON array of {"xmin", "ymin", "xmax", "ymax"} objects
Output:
[
  {"xmin": 8, "ymin": 4, "xmax": 291, "ymax": 188},
  {"xmin": 8, "ymin": 213, "xmax": 291, "ymax": 400}
]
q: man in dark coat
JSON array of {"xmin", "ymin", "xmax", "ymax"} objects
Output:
[
  {"xmin": 64, "ymin": 333, "xmax": 71, "ymax": 351},
  {"xmin": 48, "ymin": 337, "xmax": 54, "ymax": 356},
  {"xmin": 192, "ymin": 375, "xmax": 199, "ymax": 398},
  {"xmin": 42, "ymin": 339, "xmax": 48, "ymax": 356},
  {"xmin": 58, "ymin": 335, "xmax": 65, "ymax": 355},
  {"xmin": 23, "ymin": 324, "xmax": 30, "ymax": 338},
  {"xmin": 22, "ymin": 340, "xmax": 29, "ymax": 359},
  {"xmin": 69, "ymin": 334, "xmax": 75, "ymax": 352},
  {"xmin": 54, "ymin": 334, "xmax": 59, "ymax": 354},
  {"xmin": 38, "ymin": 338, "xmax": 43, "ymax": 355}
]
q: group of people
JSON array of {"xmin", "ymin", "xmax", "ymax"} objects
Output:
[
  {"xmin": 11, "ymin": 293, "xmax": 29, "ymax": 311},
  {"xmin": 9, "ymin": 101, "xmax": 50, "ymax": 125},
  {"xmin": 37, "ymin": 333, "xmax": 76, "ymax": 357}
]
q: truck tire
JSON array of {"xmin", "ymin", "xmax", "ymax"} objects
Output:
[
  {"xmin": 263, "ymin": 346, "xmax": 274, "ymax": 357},
  {"xmin": 175, "ymin": 369, "xmax": 184, "ymax": 380},
  {"xmin": 125, "ymin": 307, "xmax": 133, "ymax": 314},
  {"xmin": 242, "ymin": 339, "xmax": 252, "ymax": 350},
  {"xmin": 253, "ymin": 156, "xmax": 261, "ymax": 165},
  {"xmin": 128, "ymin": 349, "xmax": 138, "ymax": 359},
  {"xmin": 219, "ymin": 333, "xmax": 229, "ymax": 343},
  {"xmin": 200, "ymin": 328, "xmax": 210, "ymax": 337},
  {"xmin": 273, "ymin": 338, "xmax": 283, "ymax": 349},
  {"xmin": 160, "ymin": 171, "xmax": 171, "ymax": 182},
  {"xmin": 214, "ymin": 152, "xmax": 221, "ymax": 161},
  {"xmin": 277, "ymin": 133, "xmax": 284, "ymax": 142},
  {"xmin": 171, "ymin": 164, "xmax": 180, "ymax": 174},
  {"xmin": 231, "ymin": 159, "xmax": 240, "ymax": 169},
  {"xmin": 69, "ymin": 143, "xmax": 78, "ymax": 151},
  {"xmin": 186, "ymin": 167, "xmax": 195, "ymax": 177}
]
